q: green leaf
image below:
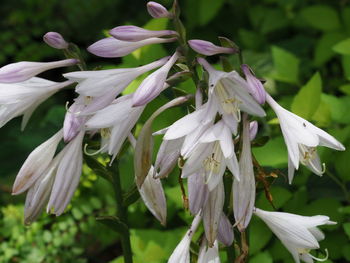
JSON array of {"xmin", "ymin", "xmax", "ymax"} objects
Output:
[
  {"xmin": 291, "ymin": 72, "xmax": 322, "ymax": 119},
  {"xmin": 253, "ymin": 136, "xmax": 287, "ymax": 167},
  {"xmin": 339, "ymin": 84, "xmax": 350, "ymax": 95},
  {"xmin": 344, "ymin": 223, "xmax": 350, "ymax": 239},
  {"xmin": 185, "ymin": 0, "xmax": 225, "ymax": 27},
  {"xmin": 314, "ymin": 32, "xmax": 345, "ymax": 66},
  {"xmin": 249, "ymin": 217, "xmax": 273, "ymax": 255},
  {"xmin": 322, "ymin": 94, "xmax": 350, "ymax": 124},
  {"xmin": 300, "ymin": 5, "xmax": 340, "ymax": 31},
  {"xmin": 84, "ymin": 155, "xmax": 113, "ymax": 183},
  {"xmin": 342, "ymin": 55, "xmax": 350, "ymax": 80},
  {"xmin": 271, "ymin": 46, "xmax": 299, "ymax": 84},
  {"xmin": 256, "ymin": 186, "xmax": 292, "ymax": 210},
  {"xmin": 250, "ymin": 251, "xmax": 273, "ymax": 263},
  {"xmin": 333, "ymin": 38, "xmax": 350, "ymax": 55},
  {"xmin": 311, "ymin": 99, "xmax": 332, "ymax": 127}
]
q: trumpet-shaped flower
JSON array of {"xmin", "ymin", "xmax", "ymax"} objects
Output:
[
  {"xmin": 110, "ymin": 25, "xmax": 177, "ymax": 42},
  {"xmin": 168, "ymin": 213, "xmax": 202, "ymax": 263},
  {"xmin": 132, "ymin": 52, "xmax": 179, "ymax": 106},
  {"xmin": 0, "ymin": 78, "xmax": 73, "ymax": 129},
  {"xmin": 198, "ymin": 58, "xmax": 265, "ymax": 121},
  {"xmin": 266, "ymin": 94, "xmax": 345, "ymax": 183},
  {"xmin": 12, "ymin": 129, "xmax": 63, "ymax": 195},
  {"xmin": 47, "ymin": 130, "xmax": 85, "ymax": 215},
  {"xmin": 181, "ymin": 120, "xmax": 239, "ymax": 191},
  {"xmin": 198, "ymin": 239, "xmax": 220, "ymax": 263},
  {"xmin": 85, "ymin": 94, "xmax": 145, "ymax": 161},
  {"xmin": 139, "ymin": 166, "xmax": 167, "ymax": 225},
  {"xmin": 254, "ymin": 208, "xmax": 335, "ymax": 263},
  {"xmin": 0, "ymin": 59, "xmax": 77, "ymax": 83},
  {"xmin": 87, "ymin": 37, "xmax": 176, "ymax": 58},
  {"xmin": 64, "ymin": 56, "xmax": 170, "ymax": 97},
  {"xmin": 233, "ymin": 117, "xmax": 255, "ymax": 232}
]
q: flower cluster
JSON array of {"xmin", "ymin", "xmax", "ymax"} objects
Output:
[{"xmin": 0, "ymin": 1, "xmax": 345, "ymax": 262}]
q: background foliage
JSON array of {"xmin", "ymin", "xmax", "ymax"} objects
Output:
[{"xmin": 0, "ymin": 0, "xmax": 349, "ymax": 262}]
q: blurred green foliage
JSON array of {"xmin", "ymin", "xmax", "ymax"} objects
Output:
[{"xmin": 1, "ymin": 0, "xmax": 350, "ymax": 262}]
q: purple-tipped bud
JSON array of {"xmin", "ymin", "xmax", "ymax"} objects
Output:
[
  {"xmin": 43, "ymin": 32, "xmax": 69, "ymax": 49},
  {"xmin": 217, "ymin": 213, "xmax": 234, "ymax": 246},
  {"xmin": 188, "ymin": 39, "xmax": 236, "ymax": 56},
  {"xmin": 63, "ymin": 97, "xmax": 88, "ymax": 142},
  {"xmin": 0, "ymin": 59, "xmax": 78, "ymax": 83},
  {"xmin": 241, "ymin": 64, "xmax": 266, "ymax": 104},
  {"xmin": 147, "ymin": 1, "xmax": 172, "ymax": 19},
  {"xmin": 249, "ymin": 121, "xmax": 258, "ymax": 141},
  {"xmin": 110, "ymin": 25, "xmax": 177, "ymax": 42},
  {"xmin": 87, "ymin": 37, "xmax": 176, "ymax": 58}
]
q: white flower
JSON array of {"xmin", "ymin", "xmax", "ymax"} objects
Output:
[
  {"xmin": 181, "ymin": 120, "xmax": 239, "ymax": 191},
  {"xmin": 85, "ymin": 94, "xmax": 144, "ymax": 162},
  {"xmin": 233, "ymin": 116, "xmax": 255, "ymax": 232},
  {"xmin": 0, "ymin": 59, "xmax": 77, "ymax": 83},
  {"xmin": 0, "ymin": 78, "xmax": 73, "ymax": 129},
  {"xmin": 12, "ymin": 129, "xmax": 63, "ymax": 195},
  {"xmin": 266, "ymin": 94, "xmax": 345, "ymax": 183},
  {"xmin": 87, "ymin": 37, "xmax": 176, "ymax": 58},
  {"xmin": 217, "ymin": 213, "xmax": 234, "ymax": 246},
  {"xmin": 139, "ymin": 166, "xmax": 167, "ymax": 225},
  {"xmin": 254, "ymin": 208, "xmax": 334, "ymax": 263},
  {"xmin": 197, "ymin": 58, "xmax": 265, "ymax": 121},
  {"xmin": 203, "ymin": 180, "xmax": 225, "ymax": 246},
  {"xmin": 64, "ymin": 56, "xmax": 169, "ymax": 97},
  {"xmin": 168, "ymin": 213, "xmax": 202, "ymax": 263},
  {"xmin": 198, "ymin": 239, "xmax": 220, "ymax": 263},
  {"xmin": 47, "ymin": 130, "xmax": 85, "ymax": 216},
  {"xmin": 188, "ymin": 172, "xmax": 209, "ymax": 215},
  {"xmin": 132, "ymin": 52, "xmax": 179, "ymax": 106}
]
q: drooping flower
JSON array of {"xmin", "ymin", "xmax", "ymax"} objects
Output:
[
  {"xmin": 180, "ymin": 120, "xmax": 240, "ymax": 191},
  {"xmin": 110, "ymin": 25, "xmax": 177, "ymax": 42},
  {"xmin": 85, "ymin": 94, "xmax": 145, "ymax": 162},
  {"xmin": 241, "ymin": 64, "xmax": 266, "ymax": 104},
  {"xmin": 203, "ymin": 180, "xmax": 225, "ymax": 246},
  {"xmin": 188, "ymin": 39, "xmax": 236, "ymax": 56},
  {"xmin": 249, "ymin": 120, "xmax": 258, "ymax": 141},
  {"xmin": 0, "ymin": 59, "xmax": 78, "ymax": 83},
  {"xmin": 254, "ymin": 208, "xmax": 334, "ymax": 263},
  {"xmin": 188, "ymin": 172, "xmax": 209, "ymax": 215},
  {"xmin": 12, "ymin": 129, "xmax": 63, "ymax": 195},
  {"xmin": 139, "ymin": 166, "xmax": 167, "ymax": 225},
  {"xmin": 132, "ymin": 52, "xmax": 179, "ymax": 106},
  {"xmin": 168, "ymin": 212, "xmax": 202, "ymax": 263},
  {"xmin": 198, "ymin": 239, "xmax": 220, "ymax": 263},
  {"xmin": 197, "ymin": 58, "xmax": 266, "ymax": 121},
  {"xmin": 217, "ymin": 213, "xmax": 234, "ymax": 246},
  {"xmin": 47, "ymin": 130, "xmax": 85, "ymax": 216},
  {"xmin": 233, "ymin": 115, "xmax": 255, "ymax": 232},
  {"xmin": 64, "ymin": 56, "xmax": 170, "ymax": 97},
  {"xmin": 0, "ymin": 78, "xmax": 73, "ymax": 129},
  {"xmin": 146, "ymin": 1, "xmax": 172, "ymax": 19},
  {"xmin": 43, "ymin": 32, "xmax": 69, "ymax": 49},
  {"xmin": 266, "ymin": 93, "xmax": 345, "ymax": 183},
  {"xmin": 87, "ymin": 37, "xmax": 176, "ymax": 58}
]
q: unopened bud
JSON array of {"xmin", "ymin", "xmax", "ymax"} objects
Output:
[
  {"xmin": 43, "ymin": 32, "xmax": 69, "ymax": 49},
  {"xmin": 110, "ymin": 25, "xmax": 177, "ymax": 42},
  {"xmin": 249, "ymin": 121, "xmax": 258, "ymax": 141},
  {"xmin": 147, "ymin": 1, "xmax": 172, "ymax": 19},
  {"xmin": 241, "ymin": 64, "xmax": 266, "ymax": 104},
  {"xmin": 188, "ymin": 39, "xmax": 236, "ymax": 56}
]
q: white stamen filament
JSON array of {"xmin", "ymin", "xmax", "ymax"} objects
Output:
[
  {"xmin": 215, "ymin": 81, "xmax": 241, "ymax": 121},
  {"xmin": 308, "ymin": 249, "xmax": 329, "ymax": 262},
  {"xmin": 203, "ymin": 142, "xmax": 223, "ymax": 183}
]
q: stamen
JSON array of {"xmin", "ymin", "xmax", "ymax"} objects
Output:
[
  {"xmin": 100, "ymin": 128, "xmax": 111, "ymax": 139},
  {"xmin": 308, "ymin": 249, "xmax": 329, "ymax": 262},
  {"xmin": 83, "ymin": 143, "xmax": 108, "ymax": 156}
]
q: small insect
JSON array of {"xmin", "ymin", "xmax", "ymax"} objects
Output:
[{"xmin": 303, "ymin": 122, "xmax": 306, "ymax": 127}]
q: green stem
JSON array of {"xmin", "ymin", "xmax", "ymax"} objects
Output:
[
  {"xmin": 111, "ymin": 161, "xmax": 133, "ymax": 263},
  {"xmin": 226, "ymin": 243, "xmax": 236, "ymax": 263}
]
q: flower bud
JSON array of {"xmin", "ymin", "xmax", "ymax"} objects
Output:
[
  {"xmin": 87, "ymin": 37, "xmax": 176, "ymax": 58},
  {"xmin": 146, "ymin": 1, "xmax": 172, "ymax": 19},
  {"xmin": 249, "ymin": 121, "xmax": 258, "ymax": 141},
  {"xmin": 0, "ymin": 59, "xmax": 78, "ymax": 83},
  {"xmin": 110, "ymin": 25, "xmax": 177, "ymax": 42},
  {"xmin": 217, "ymin": 213, "xmax": 234, "ymax": 246},
  {"xmin": 188, "ymin": 39, "xmax": 236, "ymax": 56},
  {"xmin": 43, "ymin": 32, "xmax": 69, "ymax": 49},
  {"xmin": 241, "ymin": 64, "xmax": 266, "ymax": 104}
]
